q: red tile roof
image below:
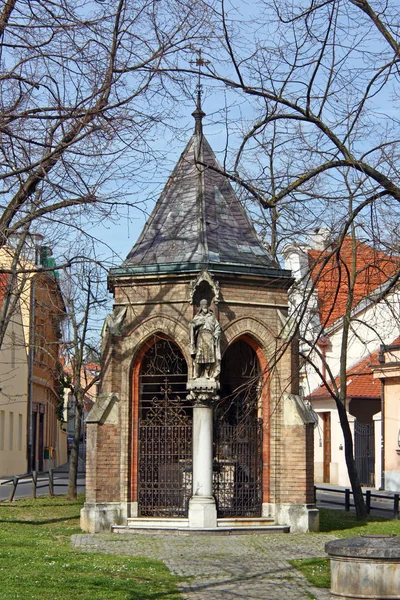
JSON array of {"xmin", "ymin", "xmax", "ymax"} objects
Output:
[
  {"xmin": 309, "ymin": 350, "xmax": 381, "ymax": 400},
  {"xmin": 309, "ymin": 237, "xmax": 399, "ymax": 328}
]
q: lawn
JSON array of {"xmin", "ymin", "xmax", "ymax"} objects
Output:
[
  {"xmin": 291, "ymin": 508, "xmax": 400, "ymax": 589},
  {"xmin": 0, "ymin": 495, "xmax": 183, "ymax": 600}
]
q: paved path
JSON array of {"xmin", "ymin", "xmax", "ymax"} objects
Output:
[{"xmin": 72, "ymin": 532, "xmax": 335, "ymax": 600}]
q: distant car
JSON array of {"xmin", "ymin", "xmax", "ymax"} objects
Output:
[{"xmin": 67, "ymin": 436, "xmax": 73, "ymax": 454}]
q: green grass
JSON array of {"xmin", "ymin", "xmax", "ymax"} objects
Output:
[
  {"xmin": 291, "ymin": 508, "xmax": 400, "ymax": 589},
  {"xmin": 0, "ymin": 495, "xmax": 183, "ymax": 600}
]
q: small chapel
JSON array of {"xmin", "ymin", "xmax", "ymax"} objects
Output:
[{"xmin": 81, "ymin": 99, "xmax": 318, "ymax": 534}]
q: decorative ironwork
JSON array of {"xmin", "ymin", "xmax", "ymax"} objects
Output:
[
  {"xmin": 354, "ymin": 420, "xmax": 375, "ymax": 487},
  {"xmin": 214, "ymin": 419, "xmax": 263, "ymax": 517},
  {"xmin": 142, "ymin": 378, "xmax": 191, "ymax": 426},
  {"xmin": 138, "ymin": 339, "xmax": 192, "ymax": 517},
  {"xmin": 213, "ymin": 340, "xmax": 263, "ymax": 518}
]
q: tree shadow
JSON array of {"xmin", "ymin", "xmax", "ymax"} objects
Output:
[
  {"xmin": 0, "ymin": 515, "xmax": 79, "ymax": 525},
  {"xmin": 319, "ymin": 508, "xmax": 386, "ymax": 533}
]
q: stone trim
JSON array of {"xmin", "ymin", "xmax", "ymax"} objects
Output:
[
  {"xmin": 86, "ymin": 393, "xmax": 119, "ymax": 424},
  {"xmin": 123, "ymin": 314, "xmax": 190, "ymax": 365},
  {"xmin": 223, "ymin": 316, "xmax": 278, "ymax": 359}
]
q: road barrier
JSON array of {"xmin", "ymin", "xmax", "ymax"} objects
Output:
[
  {"xmin": 315, "ymin": 485, "xmax": 399, "ymax": 519},
  {"xmin": 1, "ymin": 468, "xmax": 85, "ymax": 501}
]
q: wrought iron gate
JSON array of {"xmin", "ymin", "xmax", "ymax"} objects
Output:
[
  {"xmin": 214, "ymin": 338, "xmax": 263, "ymax": 518},
  {"xmin": 138, "ymin": 340, "xmax": 192, "ymax": 517},
  {"xmin": 214, "ymin": 419, "xmax": 263, "ymax": 517},
  {"xmin": 354, "ymin": 420, "xmax": 375, "ymax": 487}
]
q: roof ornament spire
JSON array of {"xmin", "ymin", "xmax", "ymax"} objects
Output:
[{"xmin": 191, "ymin": 50, "xmax": 207, "ymax": 135}]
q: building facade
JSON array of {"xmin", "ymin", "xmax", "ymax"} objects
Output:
[
  {"xmin": 0, "ymin": 243, "xmax": 67, "ymax": 476},
  {"xmin": 372, "ymin": 343, "xmax": 400, "ymax": 491},
  {"xmin": 284, "ymin": 233, "xmax": 400, "ymax": 489}
]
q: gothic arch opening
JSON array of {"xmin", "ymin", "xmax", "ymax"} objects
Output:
[
  {"xmin": 214, "ymin": 338, "xmax": 263, "ymax": 517},
  {"xmin": 135, "ymin": 337, "xmax": 192, "ymax": 517}
]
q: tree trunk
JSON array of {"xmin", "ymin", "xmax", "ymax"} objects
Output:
[
  {"xmin": 336, "ymin": 399, "xmax": 367, "ymax": 519},
  {"xmin": 67, "ymin": 401, "xmax": 82, "ymax": 500}
]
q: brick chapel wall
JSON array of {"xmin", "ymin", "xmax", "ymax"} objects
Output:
[
  {"xmin": 88, "ymin": 272, "xmax": 312, "ymax": 509},
  {"xmin": 218, "ymin": 278, "xmax": 309, "ymax": 506},
  {"xmin": 281, "ymin": 422, "xmax": 315, "ymax": 504},
  {"xmin": 85, "ymin": 424, "xmax": 97, "ymax": 503},
  {"xmin": 86, "ymin": 423, "xmax": 121, "ymax": 503},
  {"xmin": 95, "ymin": 424, "xmax": 120, "ymax": 502}
]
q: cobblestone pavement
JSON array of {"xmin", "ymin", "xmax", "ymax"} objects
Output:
[{"xmin": 72, "ymin": 532, "xmax": 336, "ymax": 600}]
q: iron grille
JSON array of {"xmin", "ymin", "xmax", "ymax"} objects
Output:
[
  {"xmin": 214, "ymin": 419, "xmax": 263, "ymax": 517},
  {"xmin": 354, "ymin": 420, "xmax": 375, "ymax": 487},
  {"xmin": 138, "ymin": 339, "xmax": 192, "ymax": 517}
]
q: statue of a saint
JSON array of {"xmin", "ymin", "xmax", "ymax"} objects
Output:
[{"xmin": 190, "ymin": 299, "xmax": 221, "ymax": 379}]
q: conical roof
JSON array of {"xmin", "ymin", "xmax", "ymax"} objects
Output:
[{"xmin": 111, "ymin": 115, "xmax": 291, "ymax": 280}]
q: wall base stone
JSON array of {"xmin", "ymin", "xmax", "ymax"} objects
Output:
[
  {"xmin": 262, "ymin": 502, "xmax": 319, "ymax": 533},
  {"xmin": 129, "ymin": 501, "xmax": 139, "ymax": 518},
  {"xmin": 384, "ymin": 471, "xmax": 400, "ymax": 492},
  {"xmin": 80, "ymin": 502, "xmax": 128, "ymax": 533}
]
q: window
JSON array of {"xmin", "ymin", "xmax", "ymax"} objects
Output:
[
  {"xmin": 18, "ymin": 414, "xmax": 23, "ymax": 451},
  {"xmin": 0, "ymin": 411, "xmax": 4, "ymax": 451},
  {"xmin": 9, "ymin": 412, "xmax": 14, "ymax": 450}
]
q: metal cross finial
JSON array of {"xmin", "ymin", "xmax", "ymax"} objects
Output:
[
  {"xmin": 195, "ymin": 50, "xmax": 207, "ymax": 109},
  {"xmin": 190, "ymin": 49, "xmax": 208, "ymax": 134}
]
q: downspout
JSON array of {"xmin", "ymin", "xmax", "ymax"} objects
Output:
[
  {"xmin": 378, "ymin": 344, "xmax": 385, "ymax": 491},
  {"xmin": 27, "ymin": 273, "xmax": 35, "ymax": 473},
  {"xmin": 27, "ymin": 244, "xmax": 40, "ymax": 473}
]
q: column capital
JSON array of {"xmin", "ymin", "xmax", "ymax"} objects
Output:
[{"xmin": 187, "ymin": 378, "xmax": 219, "ymax": 406}]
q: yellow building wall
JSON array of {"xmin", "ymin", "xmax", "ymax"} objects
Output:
[
  {"xmin": 0, "ymin": 304, "xmax": 29, "ymax": 476},
  {"xmin": 384, "ymin": 380, "xmax": 400, "ymax": 473},
  {"xmin": 0, "ymin": 245, "xmax": 66, "ymax": 474}
]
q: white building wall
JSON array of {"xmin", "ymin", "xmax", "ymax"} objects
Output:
[{"xmin": 284, "ymin": 242, "xmax": 399, "ymax": 490}]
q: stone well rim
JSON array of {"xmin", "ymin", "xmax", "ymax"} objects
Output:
[{"xmin": 325, "ymin": 534, "xmax": 400, "ymax": 560}]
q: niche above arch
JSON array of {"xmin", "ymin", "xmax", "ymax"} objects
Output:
[{"xmin": 189, "ymin": 269, "xmax": 220, "ymax": 308}]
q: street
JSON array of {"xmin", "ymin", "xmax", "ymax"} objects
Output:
[{"xmin": 0, "ymin": 464, "xmax": 85, "ymax": 502}]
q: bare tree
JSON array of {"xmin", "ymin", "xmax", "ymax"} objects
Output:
[
  {"xmin": 166, "ymin": 0, "xmax": 400, "ymax": 517},
  {"xmin": 60, "ymin": 253, "xmax": 107, "ymax": 500},
  {"xmin": 0, "ymin": 0, "xmax": 213, "ymax": 348}
]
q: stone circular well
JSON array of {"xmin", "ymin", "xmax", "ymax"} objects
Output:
[{"xmin": 325, "ymin": 535, "xmax": 400, "ymax": 599}]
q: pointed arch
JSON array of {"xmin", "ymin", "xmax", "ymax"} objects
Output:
[
  {"xmin": 220, "ymin": 331, "xmax": 272, "ymax": 505},
  {"xmin": 222, "ymin": 316, "xmax": 279, "ymax": 364},
  {"xmin": 129, "ymin": 326, "xmax": 191, "ymax": 510}
]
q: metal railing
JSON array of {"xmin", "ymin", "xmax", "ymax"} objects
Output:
[
  {"xmin": 1, "ymin": 468, "xmax": 85, "ymax": 502},
  {"xmin": 315, "ymin": 485, "xmax": 400, "ymax": 519}
]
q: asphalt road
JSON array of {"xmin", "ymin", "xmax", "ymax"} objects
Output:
[{"xmin": 0, "ymin": 465, "xmax": 85, "ymax": 502}]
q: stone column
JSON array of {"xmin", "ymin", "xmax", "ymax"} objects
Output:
[{"xmin": 187, "ymin": 379, "xmax": 218, "ymax": 528}]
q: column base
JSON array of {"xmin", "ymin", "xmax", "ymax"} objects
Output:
[{"xmin": 188, "ymin": 496, "xmax": 217, "ymax": 528}]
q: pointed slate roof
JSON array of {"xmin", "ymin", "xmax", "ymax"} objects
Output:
[{"xmin": 111, "ymin": 113, "xmax": 291, "ymax": 280}]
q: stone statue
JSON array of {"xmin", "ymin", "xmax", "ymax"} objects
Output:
[{"xmin": 190, "ymin": 299, "xmax": 221, "ymax": 379}]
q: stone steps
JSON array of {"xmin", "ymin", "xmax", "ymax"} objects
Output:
[{"xmin": 111, "ymin": 517, "xmax": 290, "ymax": 535}]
